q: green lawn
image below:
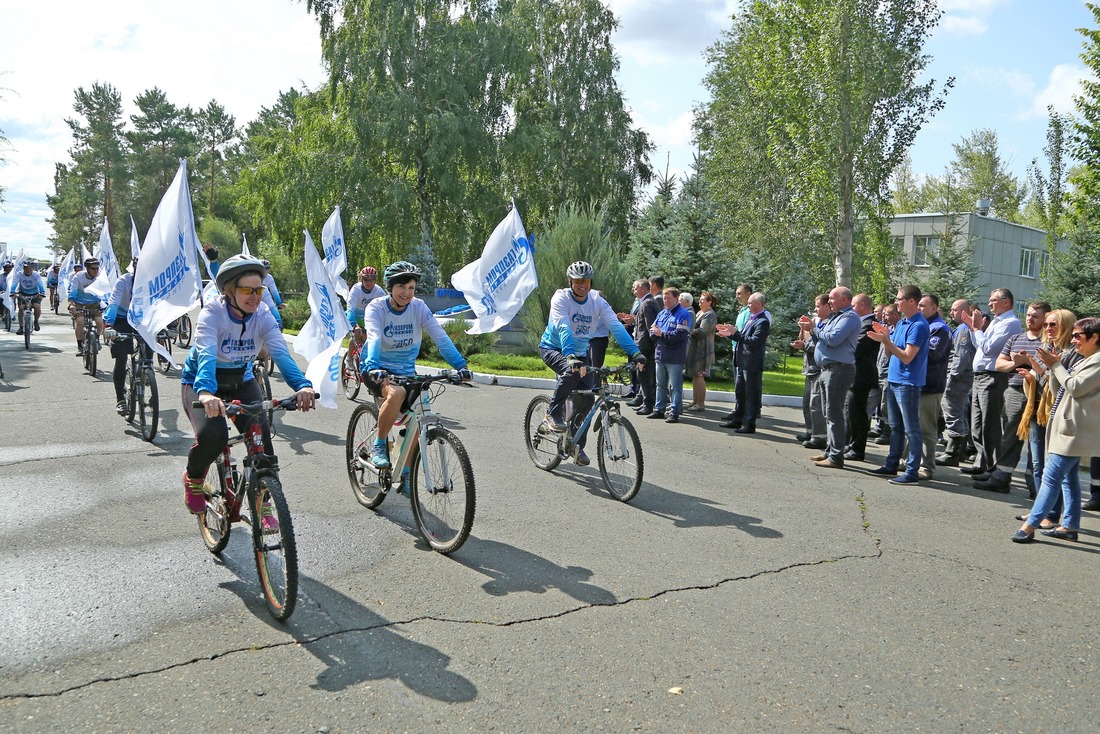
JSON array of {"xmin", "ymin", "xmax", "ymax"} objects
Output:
[{"xmin": 420, "ymin": 351, "xmax": 806, "ymax": 397}]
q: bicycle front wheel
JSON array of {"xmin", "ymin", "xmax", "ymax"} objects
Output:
[
  {"xmin": 2, "ymin": 306, "xmax": 10, "ymax": 331},
  {"xmin": 524, "ymin": 395, "xmax": 562, "ymax": 471},
  {"xmin": 341, "ymin": 355, "xmax": 361, "ymax": 400},
  {"xmin": 137, "ymin": 367, "xmax": 159, "ymax": 442},
  {"xmin": 124, "ymin": 359, "xmax": 137, "ymax": 422},
  {"xmin": 85, "ymin": 334, "xmax": 98, "ymax": 376},
  {"xmin": 596, "ymin": 413, "xmax": 644, "ymax": 502},
  {"xmin": 251, "ymin": 471, "xmax": 298, "ymax": 621},
  {"xmin": 345, "ymin": 402, "xmax": 387, "ymax": 508},
  {"xmin": 51, "ymin": 291, "xmax": 60, "ymax": 314},
  {"xmin": 198, "ymin": 462, "xmax": 231, "ymax": 554},
  {"xmin": 410, "ymin": 426, "xmax": 475, "ymax": 554},
  {"xmin": 23, "ymin": 311, "xmax": 32, "ymax": 349},
  {"xmin": 176, "ymin": 314, "xmax": 193, "ymax": 347}
]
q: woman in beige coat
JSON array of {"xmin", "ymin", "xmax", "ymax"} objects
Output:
[{"xmin": 1013, "ymin": 317, "xmax": 1100, "ymax": 543}]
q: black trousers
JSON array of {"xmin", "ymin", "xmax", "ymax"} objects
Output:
[{"xmin": 182, "ymin": 379, "xmax": 272, "ymax": 478}]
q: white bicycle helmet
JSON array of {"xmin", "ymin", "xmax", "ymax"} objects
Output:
[
  {"xmin": 216, "ymin": 254, "xmax": 266, "ymax": 291},
  {"xmin": 566, "ymin": 261, "xmax": 594, "ymax": 280}
]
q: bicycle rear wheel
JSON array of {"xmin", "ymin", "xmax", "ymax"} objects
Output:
[
  {"xmin": 251, "ymin": 471, "xmax": 298, "ymax": 621},
  {"xmin": 157, "ymin": 333, "xmax": 173, "ymax": 373},
  {"xmin": 198, "ymin": 462, "xmax": 231, "ymax": 554},
  {"xmin": 51, "ymin": 290, "xmax": 60, "ymax": 314},
  {"xmin": 85, "ymin": 332, "xmax": 98, "ymax": 376},
  {"xmin": 176, "ymin": 314, "xmax": 193, "ymax": 347},
  {"xmin": 596, "ymin": 413, "xmax": 644, "ymax": 502},
  {"xmin": 345, "ymin": 402, "xmax": 387, "ymax": 508},
  {"xmin": 137, "ymin": 367, "xmax": 159, "ymax": 442},
  {"xmin": 524, "ymin": 395, "xmax": 562, "ymax": 471},
  {"xmin": 410, "ymin": 426, "xmax": 476, "ymax": 553}
]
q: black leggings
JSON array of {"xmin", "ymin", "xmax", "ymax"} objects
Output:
[
  {"xmin": 182, "ymin": 380, "xmax": 272, "ymax": 479},
  {"xmin": 110, "ymin": 325, "xmax": 152, "ymax": 402}
]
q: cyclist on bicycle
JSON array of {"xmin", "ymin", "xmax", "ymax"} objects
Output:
[
  {"xmin": 345, "ymin": 266, "xmax": 385, "ymax": 371},
  {"xmin": 360, "ymin": 260, "xmax": 472, "ymax": 469},
  {"xmin": 538, "ymin": 261, "xmax": 646, "ymax": 466},
  {"xmin": 103, "ymin": 260, "xmax": 150, "ymax": 415},
  {"xmin": 68, "ymin": 258, "xmax": 106, "ymax": 355},
  {"xmin": 180, "ymin": 254, "xmax": 316, "ymax": 515},
  {"xmin": 46, "ymin": 263, "xmax": 60, "ymax": 301},
  {"xmin": 12, "ymin": 260, "xmax": 46, "ymax": 335}
]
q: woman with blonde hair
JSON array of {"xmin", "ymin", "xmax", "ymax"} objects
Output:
[{"xmin": 685, "ymin": 291, "xmax": 718, "ymax": 411}]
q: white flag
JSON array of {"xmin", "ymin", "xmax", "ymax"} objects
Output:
[
  {"xmin": 129, "ymin": 216, "xmax": 142, "ymax": 261},
  {"xmin": 58, "ymin": 248, "xmax": 75, "ymax": 296},
  {"xmin": 294, "ymin": 230, "xmax": 349, "ymax": 409},
  {"xmin": 321, "ymin": 206, "xmax": 350, "ymax": 300},
  {"xmin": 88, "ymin": 221, "xmax": 119, "ymax": 298},
  {"xmin": 127, "ymin": 160, "xmax": 203, "ymax": 368},
  {"xmin": 81, "ymin": 244, "xmax": 93, "ymax": 262},
  {"xmin": 451, "ymin": 201, "xmax": 537, "ymax": 334},
  {"xmin": 240, "ymin": 234, "xmax": 251, "ymax": 257}
]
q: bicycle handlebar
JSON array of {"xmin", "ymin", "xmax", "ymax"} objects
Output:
[
  {"xmin": 192, "ymin": 394, "xmax": 313, "ymax": 415},
  {"xmin": 375, "ymin": 370, "xmax": 473, "ymax": 387}
]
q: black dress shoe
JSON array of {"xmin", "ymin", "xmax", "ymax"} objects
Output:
[
  {"xmin": 665, "ymin": 414, "xmax": 679, "ymax": 423},
  {"xmin": 843, "ymin": 450, "xmax": 865, "ymax": 462},
  {"xmin": 795, "ymin": 432, "xmax": 810, "ymax": 442},
  {"xmin": 626, "ymin": 397, "xmax": 644, "ymax": 408},
  {"xmin": 866, "ymin": 466, "xmax": 898, "ymax": 476},
  {"xmin": 1082, "ymin": 498, "xmax": 1100, "ymax": 511},
  {"xmin": 802, "ymin": 438, "xmax": 826, "ymax": 450},
  {"xmin": 635, "ymin": 405, "xmax": 654, "ymax": 415},
  {"xmin": 721, "ymin": 419, "xmax": 741, "ymax": 429},
  {"xmin": 734, "ymin": 425, "xmax": 756, "ymax": 434},
  {"xmin": 971, "ymin": 472, "xmax": 992, "ymax": 483},
  {"xmin": 646, "ymin": 411, "xmax": 665, "ymax": 419},
  {"xmin": 1011, "ymin": 530, "xmax": 1034, "ymax": 544},
  {"xmin": 873, "ymin": 435, "xmax": 890, "ymax": 445},
  {"xmin": 959, "ymin": 465, "xmax": 984, "ymax": 475},
  {"xmin": 1040, "ymin": 528, "xmax": 1079, "ymax": 541}
]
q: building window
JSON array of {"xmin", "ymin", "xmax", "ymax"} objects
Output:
[
  {"xmin": 913, "ymin": 235, "xmax": 935, "ymax": 267},
  {"xmin": 1019, "ymin": 248, "xmax": 1039, "ymax": 279}
]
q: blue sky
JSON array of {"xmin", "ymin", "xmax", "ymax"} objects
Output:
[{"xmin": 1, "ymin": 0, "xmax": 1095, "ymax": 261}]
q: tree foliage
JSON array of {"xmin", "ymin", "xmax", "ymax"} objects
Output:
[{"xmin": 697, "ymin": 0, "xmax": 952, "ymax": 286}]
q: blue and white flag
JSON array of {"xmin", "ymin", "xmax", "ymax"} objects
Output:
[
  {"xmin": 321, "ymin": 206, "xmax": 350, "ymax": 300},
  {"xmin": 294, "ymin": 230, "xmax": 349, "ymax": 409},
  {"xmin": 451, "ymin": 200, "xmax": 537, "ymax": 334},
  {"xmin": 127, "ymin": 160, "xmax": 203, "ymax": 367},
  {"xmin": 88, "ymin": 220, "xmax": 119, "ymax": 298},
  {"xmin": 129, "ymin": 216, "xmax": 142, "ymax": 263},
  {"xmin": 58, "ymin": 248, "xmax": 75, "ymax": 296}
]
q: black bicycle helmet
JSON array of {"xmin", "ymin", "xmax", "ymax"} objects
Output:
[
  {"xmin": 215, "ymin": 254, "xmax": 266, "ymax": 291},
  {"xmin": 384, "ymin": 260, "xmax": 422, "ymax": 289},
  {"xmin": 566, "ymin": 261, "xmax": 593, "ymax": 280}
]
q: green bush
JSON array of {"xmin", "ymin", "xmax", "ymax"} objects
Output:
[
  {"xmin": 280, "ymin": 297, "xmax": 311, "ymax": 331},
  {"xmin": 419, "ymin": 318, "xmax": 498, "ymax": 361}
]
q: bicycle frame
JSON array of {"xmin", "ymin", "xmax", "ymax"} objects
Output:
[
  {"xmin": 210, "ymin": 406, "xmax": 281, "ymax": 523},
  {"xmin": 558, "ymin": 368, "xmax": 628, "ymax": 453}
]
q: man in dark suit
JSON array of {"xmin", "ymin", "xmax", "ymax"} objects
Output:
[
  {"xmin": 619, "ymin": 279, "xmax": 648, "ymax": 405},
  {"xmin": 844, "ymin": 293, "xmax": 879, "ymax": 461},
  {"xmin": 632, "ymin": 278, "xmax": 662, "ymax": 415},
  {"xmin": 717, "ymin": 292, "xmax": 771, "ymax": 433}
]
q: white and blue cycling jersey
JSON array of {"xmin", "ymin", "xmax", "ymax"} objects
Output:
[
  {"xmin": 345, "ymin": 281, "xmax": 386, "ymax": 327},
  {"xmin": 68, "ymin": 273, "xmax": 104, "ymax": 305},
  {"xmin": 181, "ymin": 296, "xmax": 311, "ymax": 396},
  {"xmin": 46, "ymin": 272, "xmax": 59, "ymax": 287},
  {"xmin": 104, "ymin": 272, "xmax": 134, "ymax": 325},
  {"xmin": 11, "ymin": 271, "xmax": 46, "ymax": 296},
  {"xmin": 538, "ymin": 288, "xmax": 638, "ymax": 358},
  {"xmin": 360, "ymin": 297, "xmax": 466, "ymax": 377},
  {"xmin": 260, "ymin": 273, "xmax": 283, "ymax": 325}
]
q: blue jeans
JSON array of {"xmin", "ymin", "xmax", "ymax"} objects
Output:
[
  {"xmin": 655, "ymin": 362, "xmax": 684, "ymax": 416},
  {"xmin": 1027, "ymin": 453, "xmax": 1082, "ymax": 530},
  {"xmin": 885, "ymin": 382, "xmax": 923, "ymax": 477},
  {"xmin": 1028, "ymin": 421, "xmax": 1060, "ymax": 521}
]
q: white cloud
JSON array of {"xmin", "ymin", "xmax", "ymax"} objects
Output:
[
  {"xmin": 608, "ymin": 0, "xmax": 733, "ymax": 65},
  {"xmin": 1027, "ymin": 63, "xmax": 1091, "ymax": 118},
  {"xmin": 941, "ymin": 15, "xmax": 988, "ymax": 35}
]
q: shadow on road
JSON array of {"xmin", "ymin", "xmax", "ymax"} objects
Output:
[
  {"xmin": 452, "ymin": 536, "xmax": 618, "ymax": 603},
  {"xmin": 214, "ymin": 535, "xmax": 476, "ymax": 702}
]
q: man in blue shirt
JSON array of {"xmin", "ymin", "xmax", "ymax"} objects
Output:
[{"xmin": 867, "ymin": 284, "xmax": 931, "ymax": 484}]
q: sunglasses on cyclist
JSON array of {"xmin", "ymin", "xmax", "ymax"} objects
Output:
[{"xmin": 235, "ymin": 285, "xmax": 266, "ymax": 296}]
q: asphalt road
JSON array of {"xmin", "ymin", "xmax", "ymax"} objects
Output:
[{"xmin": 1, "ymin": 309, "xmax": 1098, "ymax": 733}]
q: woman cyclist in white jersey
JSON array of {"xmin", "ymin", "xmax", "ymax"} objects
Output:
[
  {"xmin": 360, "ymin": 260, "xmax": 471, "ymax": 468},
  {"xmin": 179, "ymin": 255, "xmax": 316, "ymax": 515}
]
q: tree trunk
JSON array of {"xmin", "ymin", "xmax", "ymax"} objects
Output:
[
  {"xmin": 417, "ymin": 156, "xmax": 434, "ymax": 265},
  {"xmin": 208, "ymin": 149, "xmax": 216, "ymax": 217}
]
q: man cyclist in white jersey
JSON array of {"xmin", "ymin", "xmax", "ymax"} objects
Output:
[
  {"xmin": 12, "ymin": 260, "xmax": 46, "ymax": 334},
  {"xmin": 345, "ymin": 265, "xmax": 385, "ymax": 372},
  {"xmin": 179, "ymin": 255, "xmax": 316, "ymax": 516},
  {"xmin": 539, "ymin": 261, "xmax": 646, "ymax": 466},
  {"xmin": 360, "ymin": 260, "xmax": 472, "ymax": 469},
  {"xmin": 68, "ymin": 258, "xmax": 107, "ymax": 355}
]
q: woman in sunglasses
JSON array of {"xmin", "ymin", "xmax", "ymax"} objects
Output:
[
  {"xmin": 1013, "ymin": 317, "xmax": 1100, "ymax": 543},
  {"xmin": 178, "ymin": 255, "xmax": 316, "ymax": 516}
]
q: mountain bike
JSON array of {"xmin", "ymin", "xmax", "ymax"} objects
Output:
[
  {"xmin": 49, "ymin": 285, "xmax": 60, "ymax": 314},
  {"xmin": 345, "ymin": 370, "xmax": 476, "ymax": 554},
  {"xmin": 112, "ymin": 331, "xmax": 159, "ymax": 442},
  {"xmin": 340, "ymin": 334, "xmax": 364, "ymax": 400},
  {"xmin": 16, "ymin": 295, "xmax": 35, "ymax": 350},
  {"xmin": 524, "ymin": 363, "xmax": 644, "ymax": 502},
  {"xmin": 194, "ymin": 395, "xmax": 305, "ymax": 621},
  {"xmin": 80, "ymin": 307, "xmax": 101, "ymax": 377}
]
